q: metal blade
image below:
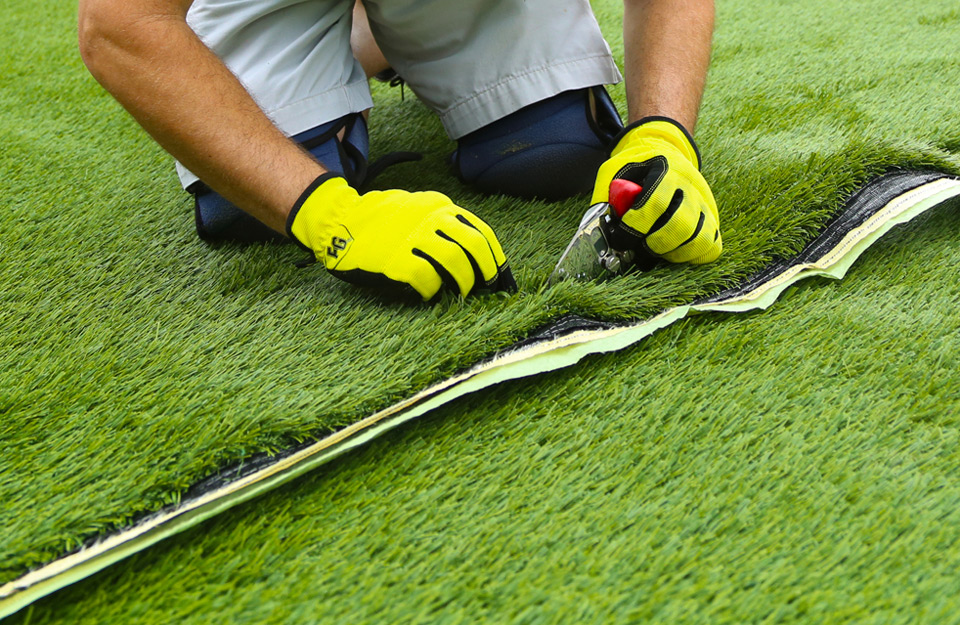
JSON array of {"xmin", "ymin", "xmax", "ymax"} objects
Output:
[{"xmin": 547, "ymin": 203, "xmax": 614, "ymax": 284}]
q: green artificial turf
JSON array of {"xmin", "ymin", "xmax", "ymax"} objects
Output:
[
  {"xmin": 2, "ymin": 0, "xmax": 960, "ymax": 598},
  {"xmin": 11, "ymin": 202, "xmax": 960, "ymax": 625}
]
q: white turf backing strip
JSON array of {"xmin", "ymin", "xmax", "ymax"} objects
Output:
[{"xmin": 2, "ymin": 174, "xmax": 958, "ymax": 619}]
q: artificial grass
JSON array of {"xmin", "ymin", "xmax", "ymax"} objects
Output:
[
  {"xmin": 10, "ymin": 201, "xmax": 960, "ymax": 625},
  {"xmin": 5, "ymin": 172, "xmax": 957, "ymax": 619},
  {"xmin": 2, "ymin": 0, "xmax": 960, "ymax": 597}
]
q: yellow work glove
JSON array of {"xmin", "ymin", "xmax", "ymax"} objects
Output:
[
  {"xmin": 286, "ymin": 175, "xmax": 516, "ymax": 301},
  {"xmin": 591, "ymin": 117, "xmax": 722, "ymax": 264}
]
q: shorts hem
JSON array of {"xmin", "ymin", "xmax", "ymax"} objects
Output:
[{"xmin": 439, "ymin": 54, "xmax": 622, "ymax": 139}]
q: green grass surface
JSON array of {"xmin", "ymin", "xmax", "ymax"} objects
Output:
[
  {"xmin": 12, "ymin": 203, "xmax": 960, "ymax": 624},
  {"xmin": 2, "ymin": 0, "xmax": 960, "ymax": 609}
]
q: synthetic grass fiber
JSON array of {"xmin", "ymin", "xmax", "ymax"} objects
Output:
[{"xmin": 3, "ymin": 0, "xmax": 960, "ymax": 618}]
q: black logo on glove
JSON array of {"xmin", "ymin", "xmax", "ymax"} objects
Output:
[{"xmin": 327, "ymin": 237, "xmax": 349, "ymax": 259}]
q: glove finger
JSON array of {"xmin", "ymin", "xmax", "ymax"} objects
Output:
[
  {"xmin": 454, "ymin": 215, "xmax": 518, "ymax": 293},
  {"xmin": 381, "ymin": 252, "xmax": 444, "ymax": 301},
  {"xmin": 619, "ymin": 180, "xmax": 680, "ymax": 238},
  {"xmin": 644, "ymin": 189, "xmax": 703, "ymax": 255},
  {"xmin": 591, "ymin": 158, "xmax": 621, "ymax": 205},
  {"xmin": 414, "ymin": 233, "xmax": 478, "ymax": 297},
  {"xmin": 447, "ymin": 214, "xmax": 517, "ymax": 293},
  {"xmin": 439, "ymin": 215, "xmax": 500, "ymax": 285},
  {"xmin": 662, "ymin": 211, "xmax": 723, "ymax": 264},
  {"xmin": 663, "ymin": 230, "xmax": 723, "ymax": 264},
  {"xmin": 489, "ymin": 264, "xmax": 518, "ymax": 294},
  {"xmin": 454, "ymin": 213, "xmax": 508, "ymax": 267}
]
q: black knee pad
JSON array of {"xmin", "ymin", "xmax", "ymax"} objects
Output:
[
  {"xmin": 190, "ymin": 113, "xmax": 370, "ymax": 243},
  {"xmin": 453, "ymin": 86, "xmax": 623, "ymax": 201}
]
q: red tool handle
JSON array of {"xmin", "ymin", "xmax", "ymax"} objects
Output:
[
  {"xmin": 608, "ymin": 179, "xmax": 643, "ymax": 218},
  {"xmin": 606, "ymin": 177, "xmax": 660, "ymax": 272}
]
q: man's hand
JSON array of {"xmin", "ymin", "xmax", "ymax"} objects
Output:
[
  {"xmin": 591, "ymin": 117, "xmax": 721, "ymax": 264},
  {"xmin": 288, "ymin": 176, "xmax": 516, "ymax": 301}
]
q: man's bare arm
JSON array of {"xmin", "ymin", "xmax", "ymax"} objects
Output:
[
  {"xmin": 621, "ymin": 0, "xmax": 714, "ymax": 131},
  {"xmin": 78, "ymin": 0, "xmax": 325, "ymax": 233}
]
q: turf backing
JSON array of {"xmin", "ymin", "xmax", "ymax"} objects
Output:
[
  {"xmin": 10, "ymin": 200, "xmax": 960, "ymax": 624},
  {"xmin": 2, "ymin": 0, "xmax": 960, "ymax": 601}
]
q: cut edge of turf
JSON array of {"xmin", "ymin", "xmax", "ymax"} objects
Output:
[{"xmin": 2, "ymin": 172, "xmax": 958, "ymax": 621}]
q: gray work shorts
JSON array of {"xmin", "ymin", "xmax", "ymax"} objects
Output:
[{"xmin": 176, "ymin": 0, "xmax": 622, "ymax": 188}]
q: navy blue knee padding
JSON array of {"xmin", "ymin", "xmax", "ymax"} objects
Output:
[
  {"xmin": 192, "ymin": 114, "xmax": 370, "ymax": 243},
  {"xmin": 454, "ymin": 86, "xmax": 623, "ymax": 200}
]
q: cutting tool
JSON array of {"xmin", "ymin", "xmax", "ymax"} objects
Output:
[{"xmin": 548, "ymin": 178, "xmax": 656, "ymax": 284}]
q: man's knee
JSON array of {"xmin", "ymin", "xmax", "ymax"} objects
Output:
[{"xmin": 453, "ymin": 86, "xmax": 623, "ymax": 201}]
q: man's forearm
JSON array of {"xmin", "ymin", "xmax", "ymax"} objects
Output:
[
  {"xmin": 78, "ymin": 0, "xmax": 325, "ymax": 233},
  {"xmin": 622, "ymin": 0, "xmax": 714, "ymax": 131}
]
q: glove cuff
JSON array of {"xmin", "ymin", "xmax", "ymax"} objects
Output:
[
  {"xmin": 611, "ymin": 116, "xmax": 702, "ymax": 170},
  {"xmin": 285, "ymin": 173, "xmax": 347, "ymax": 253}
]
